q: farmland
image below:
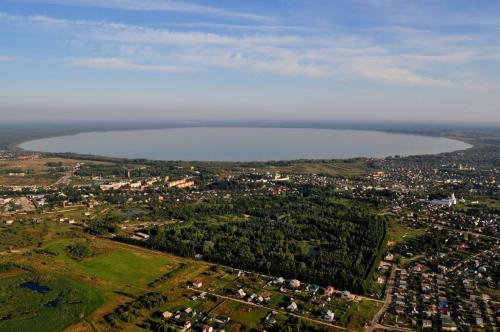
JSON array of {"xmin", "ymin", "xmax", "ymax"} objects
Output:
[{"xmin": 0, "ymin": 216, "xmax": 378, "ymax": 332}]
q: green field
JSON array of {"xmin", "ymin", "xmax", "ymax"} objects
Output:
[
  {"xmin": 387, "ymin": 218, "xmax": 426, "ymax": 244},
  {"xmin": 0, "ymin": 273, "xmax": 104, "ymax": 332},
  {"xmin": 251, "ymin": 160, "xmax": 370, "ymax": 177},
  {"xmin": 1, "ymin": 223, "xmax": 380, "ymax": 332},
  {"xmin": 43, "ymin": 239, "xmax": 175, "ymax": 288},
  {"xmin": 345, "ymin": 300, "xmax": 382, "ymax": 331}
]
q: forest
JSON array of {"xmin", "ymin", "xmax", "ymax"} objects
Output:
[{"xmin": 120, "ymin": 189, "xmax": 387, "ymax": 294}]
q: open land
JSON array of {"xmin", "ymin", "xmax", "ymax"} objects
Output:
[{"xmin": 0, "ymin": 125, "xmax": 498, "ymax": 331}]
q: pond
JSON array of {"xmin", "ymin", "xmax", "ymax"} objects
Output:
[
  {"xmin": 20, "ymin": 281, "xmax": 51, "ymax": 293},
  {"xmin": 122, "ymin": 209, "xmax": 149, "ymax": 216}
]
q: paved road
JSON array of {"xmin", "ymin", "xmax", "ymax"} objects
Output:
[
  {"xmin": 368, "ymin": 264, "xmax": 396, "ymax": 332},
  {"xmin": 371, "ymin": 323, "xmax": 414, "ymax": 331},
  {"xmin": 102, "ymin": 239, "xmax": 376, "ymax": 331},
  {"xmin": 52, "ymin": 164, "xmax": 78, "ymax": 186},
  {"xmin": 447, "ymin": 246, "xmax": 499, "ymax": 274},
  {"xmin": 188, "ymin": 287, "xmax": 358, "ymax": 332}
]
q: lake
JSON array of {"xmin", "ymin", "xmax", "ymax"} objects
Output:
[
  {"xmin": 21, "ymin": 281, "xmax": 51, "ymax": 293},
  {"xmin": 19, "ymin": 127, "xmax": 471, "ymax": 161}
]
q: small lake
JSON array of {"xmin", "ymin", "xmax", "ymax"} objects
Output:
[
  {"xmin": 122, "ymin": 209, "xmax": 149, "ymax": 216},
  {"xmin": 20, "ymin": 127, "xmax": 471, "ymax": 161},
  {"xmin": 21, "ymin": 281, "xmax": 51, "ymax": 293}
]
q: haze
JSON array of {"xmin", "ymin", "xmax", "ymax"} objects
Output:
[{"xmin": 1, "ymin": 0, "xmax": 500, "ymax": 123}]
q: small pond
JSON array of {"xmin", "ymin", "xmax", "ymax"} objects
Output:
[
  {"xmin": 122, "ymin": 209, "xmax": 149, "ymax": 216},
  {"xmin": 20, "ymin": 281, "xmax": 51, "ymax": 293}
]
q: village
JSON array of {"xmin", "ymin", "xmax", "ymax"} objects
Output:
[{"xmin": 0, "ymin": 146, "xmax": 498, "ymax": 331}]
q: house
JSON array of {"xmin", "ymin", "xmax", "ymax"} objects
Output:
[
  {"xmin": 324, "ymin": 310, "xmax": 335, "ymax": 321},
  {"xmin": 307, "ymin": 284, "xmax": 320, "ymax": 293},
  {"xmin": 216, "ymin": 315, "xmax": 231, "ymax": 323},
  {"xmin": 166, "ymin": 178, "xmax": 195, "ymax": 189},
  {"xmin": 385, "ymin": 253, "xmax": 394, "ymax": 261},
  {"xmin": 185, "ymin": 307, "xmax": 193, "ymax": 314},
  {"xmin": 442, "ymin": 319, "xmax": 457, "ymax": 331},
  {"xmin": 341, "ymin": 290, "xmax": 354, "ymax": 300},
  {"xmin": 192, "ymin": 278, "xmax": 203, "ymax": 288},
  {"xmin": 395, "ymin": 305, "xmax": 405, "ymax": 315},
  {"xmin": 287, "ymin": 302, "xmax": 298, "ymax": 311},
  {"xmin": 5, "ymin": 220, "xmax": 14, "ymax": 225},
  {"xmin": 323, "ymin": 286, "xmax": 335, "ymax": 297},
  {"xmin": 237, "ymin": 288, "xmax": 246, "ymax": 298},
  {"xmin": 135, "ymin": 232, "xmax": 150, "ymax": 240},
  {"xmin": 289, "ymin": 279, "xmax": 301, "ymax": 288},
  {"xmin": 182, "ymin": 320, "xmax": 191, "ymax": 331},
  {"xmin": 274, "ymin": 277, "xmax": 285, "ymax": 284},
  {"xmin": 162, "ymin": 311, "xmax": 173, "ymax": 320},
  {"xmin": 202, "ymin": 326, "xmax": 213, "ymax": 332}
]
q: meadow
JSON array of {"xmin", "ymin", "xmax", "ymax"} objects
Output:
[{"xmin": 0, "ymin": 272, "xmax": 104, "ymax": 332}]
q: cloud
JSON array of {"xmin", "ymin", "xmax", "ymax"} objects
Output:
[
  {"xmin": 0, "ymin": 13, "xmax": 296, "ymax": 46},
  {"xmin": 12, "ymin": 0, "xmax": 274, "ymax": 23},
  {"xmin": 0, "ymin": 56, "xmax": 19, "ymax": 62},
  {"xmin": 68, "ymin": 57, "xmax": 196, "ymax": 73},
  {"xmin": 167, "ymin": 22, "xmax": 330, "ymax": 33},
  {"xmin": 403, "ymin": 53, "xmax": 473, "ymax": 64},
  {"xmin": 1, "ymin": 11, "xmax": 496, "ymax": 88},
  {"xmin": 348, "ymin": 64, "xmax": 456, "ymax": 88}
]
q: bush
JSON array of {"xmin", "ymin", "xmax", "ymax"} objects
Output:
[{"xmin": 66, "ymin": 242, "xmax": 93, "ymax": 260}]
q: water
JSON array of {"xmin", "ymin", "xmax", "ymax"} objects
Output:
[
  {"xmin": 122, "ymin": 209, "xmax": 149, "ymax": 216},
  {"xmin": 20, "ymin": 281, "xmax": 51, "ymax": 293},
  {"xmin": 20, "ymin": 127, "xmax": 471, "ymax": 161}
]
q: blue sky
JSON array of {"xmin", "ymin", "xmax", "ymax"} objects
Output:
[{"xmin": 1, "ymin": 0, "xmax": 499, "ymax": 123}]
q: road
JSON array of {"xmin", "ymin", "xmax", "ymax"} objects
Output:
[
  {"xmin": 52, "ymin": 164, "xmax": 78, "ymax": 186},
  {"xmin": 188, "ymin": 287, "xmax": 358, "ymax": 332},
  {"xmin": 368, "ymin": 264, "xmax": 396, "ymax": 332},
  {"xmin": 447, "ymin": 246, "xmax": 499, "ymax": 274},
  {"xmin": 102, "ymin": 239, "xmax": 384, "ymax": 331}
]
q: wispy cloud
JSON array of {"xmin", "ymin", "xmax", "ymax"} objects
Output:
[
  {"xmin": 166, "ymin": 22, "xmax": 330, "ymax": 33},
  {"xmin": 68, "ymin": 57, "xmax": 196, "ymax": 73},
  {"xmin": 346, "ymin": 63, "xmax": 456, "ymax": 88},
  {"xmin": 0, "ymin": 55, "xmax": 19, "ymax": 62},
  {"xmin": 1, "ymin": 11, "xmax": 497, "ymax": 89},
  {"xmin": 12, "ymin": 0, "xmax": 275, "ymax": 23}
]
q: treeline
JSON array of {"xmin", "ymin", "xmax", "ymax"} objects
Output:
[
  {"xmin": 105, "ymin": 292, "xmax": 167, "ymax": 328},
  {"xmin": 121, "ymin": 190, "xmax": 386, "ymax": 294}
]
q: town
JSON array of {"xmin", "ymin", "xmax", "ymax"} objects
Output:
[{"xmin": 0, "ymin": 138, "xmax": 498, "ymax": 332}]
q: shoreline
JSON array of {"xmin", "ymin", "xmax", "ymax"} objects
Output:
[{"xmin": 15, "ymin": 125, "xmax": 475, "ymax": 163}]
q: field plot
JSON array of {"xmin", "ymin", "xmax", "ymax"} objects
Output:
[
  {"xmin": 0, "ymin": 272, "xmax": 104, "ymax": 332},
  {"xmin": 387, "ymin": 218, "xmax": 426, "ymax": 245},
  {"xmin": 0, "ymin": 157, "xmax": 109, "ymax": 187},
  {"xmin": 42, "ymin": 239, "xmax": 176, "ymax": 289},
  {"xmin": 247, "ymin": 159, "xmax": 370, "ymax": 177},
  {"xmin": 0, "ymin": 220, "xmax": 78, "ymax": 251},
  {"xmin": 0, "ymin": 215, "xmax": 381, "ymax": 332}
]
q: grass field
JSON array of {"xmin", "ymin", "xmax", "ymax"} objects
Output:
[
  {"xmin": 43, "ymin": 239, "xmax": 176, "ymax": 289},
  {"xmin": 0, "ymin": 219, "xmax": 381, "ymax": 332},
  {"xmin": 0, "ymin": 273, "xmax": 104, "ymax": 332},
  {"xmin": 387, "ymin": 218, "xmax": 426, "ymax": 245},
  {"xmin": 252, "ymin": 160, "xmax": 370, "ymax": 177},
  {"xmin": 212, "ymin": 300, "xmax": 269, "ymax": 329},
  {"xmin": 0, "ymin": 221, "xmax": 78, "ymax": 251},
  {"xmin": 345, "ymin": 300, "xmax": 382, "ymax": 331},
  {"xmin": 0, "ymin": 157, "xmax": 110, "ymax": 186}
]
